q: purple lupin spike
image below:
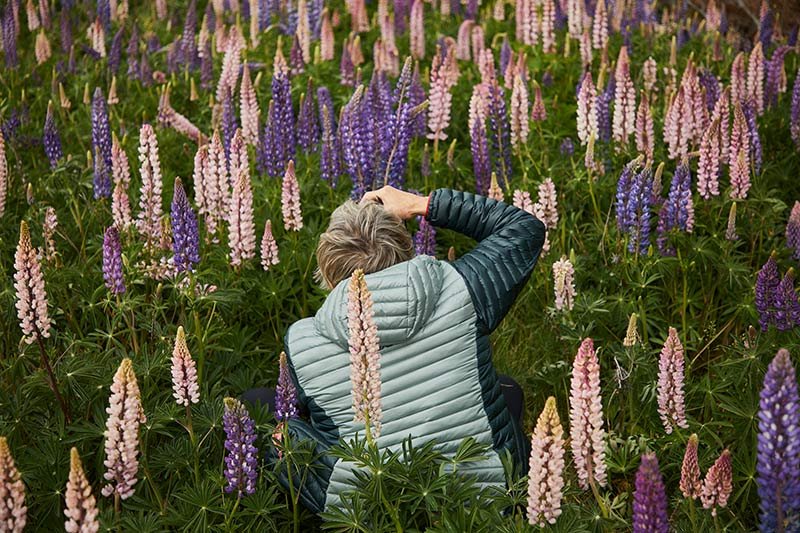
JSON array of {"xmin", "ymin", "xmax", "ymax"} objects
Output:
[
  {"xmin": 60, "ymin": 8, "xmax": 73, "ymax": 54},
  {"xmin": 408, "ymin": 64, "xmax": 427, "ymax": 137},
  {"xmin": 759, "ymin": 2, "xmax": 773, "ymax": 50},
  {"xmin": 625, "ymin": 166, "xmax": 654, "ymax": 255},
  {"xmin": 178, "ymin": 0, "xmax": 198, "ymax": 69},
  {"xmin": 471, "ymin": 118, "xmax": 491, "ymax": 195},
  {"xmin": 171, "ymin": 178, "xmax": 200, "ymax": 273},
  {"xmin": 319, "ymin": 97, "xmax": 340, "ymax": 186},
  {"xmin": 757, "ymin": 349, "xmax": 800, "ymax": 531},
  {"xmin": 791, "ymin": 69, "xmax": 800, "ymax": 151},
  {"xmin": 296, "ymin": 79, "xmax": 319, "ymax": 152},
  {"xmin": 200, "ymin": 39, "xmax": 213, "ymax": 89},
  {"xmin": 97, "ymin": 0, "xmax": 111, "ymax": 31},
  {"xmin": 271, "ymin": 52, "xmax": 296, "ymax": 169},
  {"xmin": 656, "ymin": 163, "xmax": 694, "ymax": 256},
  {"xmin": 221, "ymin": 87, "xmax": 238, "ymax": 163},
  {"xmin": 487, "ymin": 82, "xmax": 512, "ymax": 190},
  {"xmin": 597, "ymin": 77, "xmax": 615, "ymax": 143},
  {"xmin": 222, "ymin": 398, "xmax": 259, "ymax": 497},
  {"xmin": 765, "ymin": 46, "xmax": 789, "ymax": 110},
  {"xmin": 773, "ymin": 269, "xmax": 800, "ymax": 331},
  {"xmin": 126, "ymin": 25, "xmax": 140, "ymax": 81},
  {"xmin": 91, "ymin": 88, "xmax": 113, "ymax": 198},
  {"xmin": 699, "ymin": 69, "xmax": 720, "ymax": 113},
  {"xmin": 43, "ymin": 103, "xmax": 63, "ymax": 169},
  {"xmin": 2, "ymin": 4, "xmax": 18, "ymax": 69},
  {"xmin": 257, "ymin": 104, "xmax": 279, "ymax": 177},
  {"xmin": 414, "ymin": 216, "xmax": 437, "ymax": 256},
  {"xmin": 275, "ymin": 352, "xmax": 299, "ymax": 421},
  {"xmin": 615, "ymin": 160, "xmax": 636, "ymax": 233},
  {"xmin": 742, "ymin": 99, "xmax": 762, "ymax": 175},
  {"xmin": 108, "ymin": 27, "xmax": 124, "ymax": 73},
  {"xmin": 755, "ymin": 252, "xmax": 781, "ymax": 331},
  {"xmin": 632, "ymin": 453, "xmax": 669, "ymax": 533},
  {"xmin": 103, "ymin": 226, "xmax": 126, "ymax": 294}
]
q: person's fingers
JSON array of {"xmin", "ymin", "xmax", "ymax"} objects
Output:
[{"xmin": 360, "ymin": 190, "xmax": 381, "ymax": 204}]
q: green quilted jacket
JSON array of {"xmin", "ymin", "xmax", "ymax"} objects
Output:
[{"xmin": 278, "ymin": 189, "xmax": 546, "ymax": 513}]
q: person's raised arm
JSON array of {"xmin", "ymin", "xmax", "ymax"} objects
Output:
[
  {"xmin": 361, "ymin": 186, "xmax": 546, "ymax": 335},
  {"xmin": 425, "ymin": 189, "xmax": 545, "ymax": 334}
]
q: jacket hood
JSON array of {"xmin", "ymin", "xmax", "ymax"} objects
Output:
[{"xmin": 313, "ymin": 255, "xmax": 444, "ymax": 348}]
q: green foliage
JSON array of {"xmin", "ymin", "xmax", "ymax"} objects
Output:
[{"xmin": 0, "ymin": 0, "xmax": 799, "ymax": 531}]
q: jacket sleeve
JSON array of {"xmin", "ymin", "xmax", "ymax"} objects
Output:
[{"xmin": 425, "ymin": 189, "xmax": 546, "ymax": 335}]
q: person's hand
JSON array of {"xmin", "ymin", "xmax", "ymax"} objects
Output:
[{"xmin": 360, "ymin": 186, "xmax": 429, "ymax": 221}]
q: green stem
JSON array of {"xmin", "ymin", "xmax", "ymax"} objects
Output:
[
  {"xmin": 141, "ymin": 429, "xmax": 165, "ymax": 513},
  {"xmin": 186, "ymin": 405, "xmax": 200, "ymax": 485},
  {"xmin": 589, "ymin": 478, "xmax": 609, "ymax": 520},
  {"xmin": 225, "ymin": 495, "xmax": 241, "ymax": 531},
  {"xmin": 688, "ymin": 498, "xmax": 698, "ymax": 531},
  {"xmin": 713, "ymin": 511, "xmax": 721, "ymax": 533}
]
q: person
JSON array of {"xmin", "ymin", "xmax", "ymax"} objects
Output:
[{"xmin": 243, "ymin": 186, "xmax": 546, "ymax": 513}]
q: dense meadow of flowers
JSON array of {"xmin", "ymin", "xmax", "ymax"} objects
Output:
[{"xmin": 0, "ymin": 0, "xmax": 799, "ymax": 530}]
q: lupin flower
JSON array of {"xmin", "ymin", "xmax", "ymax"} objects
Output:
[
  {"xmin": 757, "ymin": 349, "xmax": 800, "ymax": 530},
  {"xmin": 87, "ymin": 18, "xmax": 106, "ymax": 58},
  {"xmin": 281, "ymin": 161, "xmax": 303, "ymax": 231},
  {"xmin": 3, "ymin": 5, "xmax": 18, "ymax": 69},
  {"xmin": 228, "ymin": 135, "xmax": 256, "ymax": 267},
  {"xmin": 527, "ymin": 397, "xmax": 565, "ymax": 526},
  {"xmin": 560, "ymin": 138, "xmax": 574, "ymax": 156},
  {"xmin": 701, "ymin": 449, "xmax": 733, "ymax": 516},
  {"xmin": 622, "ymin": 313, "xmax": 638, "ymax": 347},
  {"xmin": 774, "ymin": 269, "xmax": 800, "ymax": 331},
  {"xmin": 204, "ymin": 131, "xmax": 230, "ymax": 239},
  {"xmin": 487, "ymin": 172, "xmax": 505, "ymax": 202},
  {"xmin": 532, "ymin": 178, "xmax": 557, "ymax": 253},
  {"xmin": 157, "ymin": 87, "xmax": 204, "ymax": 144},
  {"xmin": 755, "ymin": 252, "xmax": 781, "ymax": 331},
  {"xmin": 592, "ymin": 0, "xmax": 608, "ymax": 51},
  {"xmin": 577, "ymin": 72, "xmax": 598, "ymax": 146},
  {"xmin": 725, "ymin": 202, "xmax": 739, "ymax": 241},
  {"xmin": 612, "ymin": 47, "xmax": 636, "ymax": 146},
  {"xmin": 729, "ymin": 101, "xmax": 751, "ymax": 185},
  {"xmin": 541, "ymin": 0, "xmax": 555, "ymax": 53},
  {"xmin": 748, "ymin": 42, "xmax": 765, "ymax": 116},
  {"xmin": 409, "ymin": 0, "xmax": 424, "ymax": 59},
  {"xmin": 42, "ymin": 206, "xmax": 58, "ymax": 263},
  {"xmin": 102, "ymin": 226, "xmax": 125, "ymax": 295},
  {"xmin": 786, "ymin": 201, "xmax": 800, "ymax": 260},
  {"xmin": 513, "ymin": 190, "xmax": 533, "ymax": 212},
  {"xmin": 296, "ymin": 84, "xmax": 320, "ymax": 152},
  {"xmin": 791, "ymin": 68, "xmax": 800, "ymax": 150},
  {"xmin": 632, "ymin": 453, "xmax": 669, "ymax": 533},
  {"xmin": 275, "ymin": 352, "xmax": 299, "ymax": 421},
  {"xmin": 222, "ymin": 397, "xmax": 259, "ymax": 497},
  {"xmin": 43, "ymin": 102, "xmax": 62, "ymax": 169},
  {"xmin": 260, "ymin": 220, "xmax": 280, "ymax": 270},
  {"xmin": 510, "ymin": 74, "xmax": 529, "ymax": 150},
  {"xmin": 471, "ymin": 116, "xmax": 491, "ymax": 195},
  {"xmin": 0, "ymin": 130, "xmax": 6, "ymax": 218},
  {"xmin": 216, "ymin": 32, "xmax": 242, "ymax": 104},
  {"xmin": 414, "ymin": 216, "xmax": 437, "ymax": 256},
  {"xmin": 569, "ymin": 337, "xmax": 607, "ymax": 489},
  {"xmin": 15, "ymin": 221, "xmax": 52, "ymax": 343},
  {"xmin": 634, "ymin": 95, "xmax": 654, "ymax": 163},
  {"xmin": 731, "ymin": 52, "xmax": 748, "ymax": 106},
  {"xmin": 552, "ymin": 255, "xmax": 576, "ymax": 312},
  {"xmin": 171, "ymin": 326, "xmax": 199, "ymax": 406},
  {"xmin": 427, "ymin": 44, "xmax": 458, "ymax": 142},
  {"xmin": 320, "ymin": 11, "xmax": 334, "ymax": 60},
  {"xmin": 566, "ymin": 0, "xmax": 582, "ymax": 38},
  {"xmin": 64, "ymin": 447, "xmax": 99, "ymax": 533},
  {"xmin": 136, "ymin": 124, "xmax": 163, "ymax": 250},
  {"xmin": 657, "ymin": 327, "xmax": 689, "ymax": 433},
  {"xmin": 697, "ymin": 118, "xmax": 721, "ymax": 200},
  {"xmin": 271, "ymin": 48, "xmax": 297, "ymax": 167},
  {"xmin": 530, "ymin": 81, "xmax": 546, "ymax": 122},
  {"xmin": 681, "ymin": 434, "xmax": 702, "ymax": 500},
  {"xmin": 348, "ymin": 269, "xmax": 383, "ymax": 439},
  {"xmin": 0, "ymin": 437, "xmax": 26, "ymax": 532},
  {"xmin": 102, "ymin": 358, "xmax": 146, "ymax": 500},
  {"xmin": 91, "ymin": 88, "xmax": 113, "ymax": 199},
  {"xmin": 742, "ymin": 100, "xmax": 763, "ymax": 175},
  {"xmin": 664, "ymin": 87, "xmax": 688, "ymax": 160},
  {"xmin": 171, "ymin": 177, "xmax": 200, "ymax": 273},
  {"xmin": 656, "ymin": 163, "xmax": 694, "ymax": 256},
  {"xmin": 221, "ymin": 87, "xmax": 238, "ymax": 162}
]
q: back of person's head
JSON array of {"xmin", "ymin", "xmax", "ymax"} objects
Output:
[{"xmin": 315, "ymin": 200, "xmax": 414, "ymax": 289}]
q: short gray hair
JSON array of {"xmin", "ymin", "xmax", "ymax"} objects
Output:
[{"xmin": 315, "ymin": 201, "xmax": 414, "ymax": 289}]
